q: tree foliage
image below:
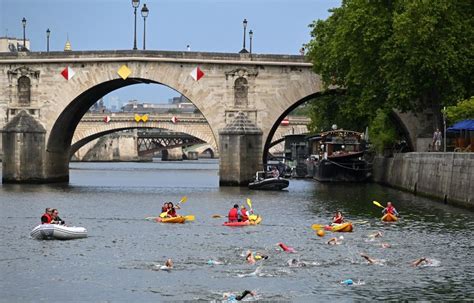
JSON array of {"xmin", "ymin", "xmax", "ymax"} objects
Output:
[
  {"xmin": 445, "ymin": 96, "xmax": 474, "ymax": 124},
  {"xmin": 369, "ymin": 109, "xmax": 399, "ymax": 153},
  {"xmin": 306, "ymin": 0, "xmax": 473, "ymax": 134}
]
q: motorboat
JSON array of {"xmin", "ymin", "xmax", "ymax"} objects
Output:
[
  {"xmin": 248, "ymin": 170, "xmax": 289, "ymax": 190},
  {"xmin": 30, "ymin": 224, "xmax": 88, "ymax": 240}
]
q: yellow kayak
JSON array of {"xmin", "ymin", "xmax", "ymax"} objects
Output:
[
  {"xmin": 381, "ymin": 213, "xmax": 398, "ymax": 222},
  {"xmin": 157, "ymin": 216, "xmax": 186, "ymax": 224},
  {"xmin": 329, "ymin": 222, "xmax": 353, "ymax": 232}
]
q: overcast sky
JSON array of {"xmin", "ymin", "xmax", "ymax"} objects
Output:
[{"xmin": 1, "ymin": 0, "xmax": 340, "ymax": 106}]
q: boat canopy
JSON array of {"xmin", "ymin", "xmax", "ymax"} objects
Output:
[{"xmin": 447, "ymin": 119, "xmax": 474, "ymax": 132}]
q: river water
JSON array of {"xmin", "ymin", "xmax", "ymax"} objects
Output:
[{"xmin": 0, "ymin": 159, "xmax": 473, "ymax": 302}]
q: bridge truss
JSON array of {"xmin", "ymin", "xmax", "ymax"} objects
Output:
[{"xmin": 137, "ymin": 130, "xmax": 205, "ymax": 156}]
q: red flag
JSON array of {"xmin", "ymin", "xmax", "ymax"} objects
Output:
[
  {"xmin": 103, "ymin": 116, "xmax": 111, "ymax": 123},
  {"xmin": 190, "ymin": 67, "xmax": 204, "ymax": 81},
  {"xmin": 281, "ymin": 118, "xmax": 290, "ymax": 126},
  {"xmin": 171, "ymin": 116, "xmax": 178, "ymax": 124},
  {"xmin": 61, "ymin": 66, "xmax": 75, "ymax": 80}
]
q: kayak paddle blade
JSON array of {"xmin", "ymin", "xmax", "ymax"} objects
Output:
[
  {"xmin": 159, "ymin": 212, "xmax": 167, "ymax": 218},
  {"xmin": 180, "ymin": 196, "xmax": 188, "ymax": 204},
  {"xmin": 246, "ymin": 198, "xmax": 252, "ymax": 209},
  {"xmin": 311, "ymin": 224, "xmax": 324, "ymax": 230},
  {"xmin": 249, "ymin": 214, "xmax": 258, "ymax": 221},
  {"xmin": 373, "ymin": 201, "xmax": 384, "ymax": 208},
  {"xmin": 184, "ymin": 215, "xmax": 195, "ymax": 221},
  {"xmin": 212, "ymin": 214, "xmax": 223, "ymax": 218}
]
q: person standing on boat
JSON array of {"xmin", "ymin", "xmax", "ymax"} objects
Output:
[
  {"xmin": 228, "ymin": 204, "xmax": 239, "ymax": 222},
  {"xmin": 50, "ymin": 209, "xmax": 65, "ymax": 225},
  {"xmin": 41, "ymin": 208, "xmax": 52, "ymax": 224},
  {"xmin": 332, "ymin": 211, "xmax": 344, "ymax": 224},
  {"xmin": 382, "ymin": 202, "xmax": 399, "ymax": 217}
]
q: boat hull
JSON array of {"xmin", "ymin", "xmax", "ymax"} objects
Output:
[
  {"xmin": 381, "ymin": 213, "xmax": 398, "ymax": 222},
  {"xmin": 223, "ymin": 216, "xmax": 262, "ymax": 226},
  {"xmin": 248, "ymin": 178, "xmax": 289, "ymax": 190},
  {"xmin": 313, "ymin": 159, "xmax": 371, "ymax": 182},
  {"xmin": 30, "ymin": 224, "xmax": 87, "ymax": 240},
  {"xmin": 157, "ymin": 216, "xmax": 186, "ymax": 224},
  {"xmin": 325, "ymin": 222, "xmax": 353, "ymax": 232}
]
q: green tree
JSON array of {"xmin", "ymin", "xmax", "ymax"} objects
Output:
[
  {"xmin": 306, "ymin": 0, "xmax": 473, "ymax": 129},
  {"xmin": 444, "ymin": 96, "xmax": 474, "ymax": 123},
  {"xmin": 369, "ymin": 109, "xmax": 399, "ymax": 153}
]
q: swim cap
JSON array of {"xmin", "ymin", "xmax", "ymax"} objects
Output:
[{"xmin": 342, "ymin": 279, "xmax": 353, "ymax": 285}]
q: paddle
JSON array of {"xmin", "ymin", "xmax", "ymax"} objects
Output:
[
  {"xmin": 212, "ymin": 214, "xmax": 223, "ymax": 218},
  {"xmin": 183, "ymin": 215, "xmax": 195, "ymax": 221},
  {"xmin": 373, "ymin": 200, "xmax": 385, "ymax": 209},
  {"xmin": 246, "ymin": 198, "xmax": 258, "ymax": 221},
  {"xmin": 311, "ymin": 224, "xmax": 325, "ymax": 230}
]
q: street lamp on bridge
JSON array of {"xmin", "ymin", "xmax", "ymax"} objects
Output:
[
  {"xmin": 22, "ymin": 17, "xmax": 27, "ymax": 50},
  {"xmin": 132, "ymin": 0, "xmax": 140, "ymax": 50},
  {"xmin": 249, "ymin": 30, "xmax": 253, "ymax": 54},
  {"xmin": 141, "ymin": 3, "xmax": 149, "ymax": 50},
  {"xmin": 239, "ymin": 19, "xmax": 249, "ymax": 53},
  {"xmin": 46, "ymin": 28, "xmax": 51, "ymax": 52}
]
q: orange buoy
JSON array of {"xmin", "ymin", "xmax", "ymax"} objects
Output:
[{"xmin": 317, "ymin": 229, "xmax": 325, "ymax": 237}]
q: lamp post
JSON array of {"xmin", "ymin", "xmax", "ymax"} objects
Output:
[
  {"xmin": 141, "ymin": 4, "xmax": 149, "ymax": 50},
  {"xmin": 132, "ymin": 0, "xmax": 140, "ymax": 50},
  {"xmin": 22, "ymin": 17, "xmax": 27, "ymax": 50},
  {"xmin": 249, "ymin": 30, "xmax": 253, "ymax": 54},
  {"xmin": 239, "ymin": 19, "xmax": 248, "ymax": 53},
  {"xmin": 46, "ymin": 28, "xmax": 51, "ymax": 52},
  {"xmin": 443, "ymin": 106, "xmax": 447, "ymax": 152}
]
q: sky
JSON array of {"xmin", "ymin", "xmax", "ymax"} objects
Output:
[{"xmin": 1, "ymin": 0, "xmax": 340, "ymax": 107}]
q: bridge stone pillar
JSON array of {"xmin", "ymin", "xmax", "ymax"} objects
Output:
[
  {"xmin": 2, "ymin": 111, "xmax": 46, "ymax": 183},
  {"xmin": 219, "ymin": 112, "xmax": 263, "ymax": 186},
  {"xmin": 162, "ymin": 147, "xmax": 183, "ymax": 161}
]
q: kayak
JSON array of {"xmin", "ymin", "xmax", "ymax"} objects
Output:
[
  {"xmin": 156, "ymin": 216, "xmax": 186, "ymax": 224},
  {"xmin": 324, "ymin": 222, "xmax": 353, "ymax": 232},
  {"xmin": 223, "ymin": 216, "xmax": 262, "ymax": 226},
  {"xmin": 381, "ymin": 213, "xmax": 398, "ymax": 222}
]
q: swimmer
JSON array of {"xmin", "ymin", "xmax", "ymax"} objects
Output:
[
  {"xmin": 223, "ymin": 290, "xmax": 256, "ymax": 301},
  {"xmin": 368, "ymin": 231, "xmax": 383, "ymax": 238},
  {"xmin": 360, "ymin": 253, "xmax": 377, "ymax": 264},
  {"xmin": 254, "ymin": 252, "xmax": 269, "ymax": 260},
  {"xmin": 277, "ymin": 242, "xmax": 296, "ymax": 253},
  {"xmin": 327, "ymin": 237, "xmax": 342, "ymax": 245},
  {"xmin": 245, "ymin": 250, "xmax": 256, "ymax": 265},
  {"xmin": 412, "ymin": 257, "xmax": 431, "ymax": 267},
  {"xmin": 381, "ymin": 243, "xmax": 391, "ymax": 248},
  {"xmin": 207, "ymin": 259, "xmax": 223, "ymax": 265},
  {"xmin": 156, "ymin": 258, "xmax": 173, "ymax": 271},
  {"xmin": 287, "ymin": 258, "xmax": 307, "ymax": 267}
]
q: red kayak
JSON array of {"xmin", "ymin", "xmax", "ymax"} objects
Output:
[{"xmin": 223, "ymin": 216, "xmax": 262, "ymax": 226}]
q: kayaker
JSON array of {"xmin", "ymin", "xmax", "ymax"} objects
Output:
[
  {"xmin": 382, "ymin": 201, "xmax": 399, "ymax": 217},
  {"xmin": 332, "ymin": 211, "xmax": 344, "ymax": 224},
  {"xmin": 228, "ymin": 204, "xmax": 239, "ymax": 223},
  {"xmin": 239, "ymin": 206, "xmax": 249, "ymax": 222},
  {"xmin": 166, "ymin": 202, "xmax": 180, "ymax": 218},
  {"xmin": 161, "ymin": 202, "xmax": 168, "ymax": 213},
  {"xmin": 50, "ymin": 209, "xmax": 65, "ymax": 225},
  {"xmin": 41, "ymin": 208, "xmax": 52, "ymax": 224}
]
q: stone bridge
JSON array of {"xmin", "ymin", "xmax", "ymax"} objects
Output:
[
  {"xmin": 0, "ymin": 50, "xmax": 425, "ymax": 185},
  {"xmin": 71, "ymin": 112, "xmax": 310, "ymax": 159}
]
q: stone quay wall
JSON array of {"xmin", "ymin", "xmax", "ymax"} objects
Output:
[{"xmin": 373, "ymin": 153, "xmax": 474, "ymax": 209}]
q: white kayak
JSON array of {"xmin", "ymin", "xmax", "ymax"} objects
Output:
[{"xmin": 30, "ymin": 224, "xmax": 87, "ymax": 240}]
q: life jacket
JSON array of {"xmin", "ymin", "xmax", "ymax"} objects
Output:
[
  {"xmin": 41, "ymin": 213, "xmax": 51, "ymax": 224},
  {"xmin": 168, "ymin": 208, "xmax": 177, "ymax": 217},
  {"xmin": 386, "ymin": 206, "xmax": 395, "ymax": 215},
  {"xmin": 333, "ymin": 215, "xmax": 343, "ymax": 224},
  {"xmin": 228, "ymin": 208, "xmax": 239, "ymax": 222},
  {"xmin": 240, "ymin": 208, "xmax": 249, "ymax": 221}
]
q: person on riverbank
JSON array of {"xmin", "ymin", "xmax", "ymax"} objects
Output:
[
  {"xmin": 41, "ymin": 208, "xmax": 52, "ymax": 224},
  {"xmin": 433, "ymin": 128, "xmax": 442, "ymax": 152},
  {"xmin": 50, "ymin": 209, "xmax": 65, "ymax": 225},
  {"xmin": 332, "ymin": 211, "xmax": 344, "ymax": 224},
  {"xmin": 382, "ymin": 202, "xmax": 399, "ymax": 217},
  {"xmin": 228, "ymin": 204, "xmax": 239, "ymax": 223}
]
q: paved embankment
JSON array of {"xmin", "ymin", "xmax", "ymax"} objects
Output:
[{"xmin": 373, "ymin": 153, "xmax": 474, "ymax": 209}]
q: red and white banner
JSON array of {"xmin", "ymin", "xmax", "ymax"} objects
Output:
[
  {"xmin": 171, "ymin": 116, "xmax": 178, "ymax": 124},
  {"xmin": 190, "ymin": 67, "xmax": 204, "ymax": 81},
  {"xmin": 281, "ymin": 118, "xmax": 290, "ymax": 126},
  {"xmin": 61, "ymin": 66, "xmax": 75, "ymax": 80},
  {"xmin": 103, "ymin": 116, "xmax": 111, "ymax": 123}
]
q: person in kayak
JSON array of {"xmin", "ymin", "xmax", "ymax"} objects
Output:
[
  {"xmin": 332, "ymin": 211, "xmax": 344, "ymax": 224},
  {"xmin": 382, "ymin": 201, "xmax": 399, "ymax": 217},
  {"xmin": 239, "ymin": 206, "xmax": 249, "ymax": 222},
  {"xmin": 41, "ymin": 208, "xmax": 52, "ymax": 224},
  {"xmin": 228, "ymin": 204, "xmax": 239, "ymax": 222},
  {"xmin": 166, "ymin": 202, "xmax": 180, "ymax": 217},
  {"xmin": 50, "ymin": 209, "xmax": 65, "ymax": 225}
]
